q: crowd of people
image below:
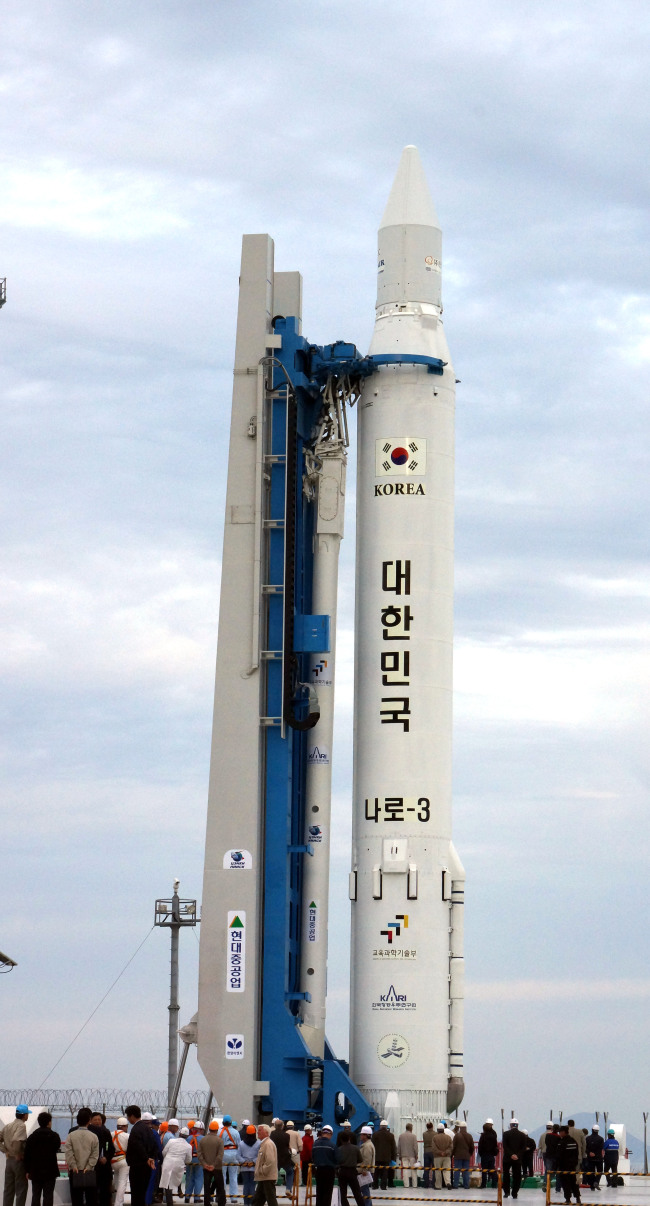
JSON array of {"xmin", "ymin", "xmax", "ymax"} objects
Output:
[{"xmin": 0, "ymin": 1104, "xmax": 623, "ymax": 1206}]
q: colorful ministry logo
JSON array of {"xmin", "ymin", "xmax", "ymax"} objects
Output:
[{"xmin": 380, "ymin": 914, "xmax": 409, "ymax": 944}]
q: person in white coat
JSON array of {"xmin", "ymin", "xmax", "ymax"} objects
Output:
[{"xmin": 160, "ymin": 1129, "xmax": 193, "ymax": 1206}]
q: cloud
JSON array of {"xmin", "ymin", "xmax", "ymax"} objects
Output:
[
  {"xmin": 1, "ymin": 0, "xmax": 650, "ymax": 1124},
  {"xmin": 468, "ymin": 979, "xmax": 650, "ymax": 1002},
  {"xmin": 0, "ymin": 160, "xmax": 194, "ymax": 241}
]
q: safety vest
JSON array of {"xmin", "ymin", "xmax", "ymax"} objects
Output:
[
  {"xmin": 112, "ymin": 1132, "xmax": 128, "ymax": 1163},
  {"xmin": 220, "ymin": 1127, "xmax": 238, "ymax": 1151}
]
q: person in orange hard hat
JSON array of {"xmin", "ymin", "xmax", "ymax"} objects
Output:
[
  {"xmin": 197, "ymin": 1123, "xmax": 225, "ymax": 1206},
  {"xmin": 238, "ymin": 1127, "xmax": 261, "ymax": 1206},
  {"xmin": 185, "ymin": 1124, "xmax": 205, "ymax": 1205}
]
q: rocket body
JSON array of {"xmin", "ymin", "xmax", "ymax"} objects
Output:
[{"xmin": 350, "ymin": 148, "xmax": 465, "ymax": 1126}]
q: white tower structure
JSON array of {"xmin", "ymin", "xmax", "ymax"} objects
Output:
[{"xmin": 349, "ymin": 146, "xmax": 465, "ymax": 1129}]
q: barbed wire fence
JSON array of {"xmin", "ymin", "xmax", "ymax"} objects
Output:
[{"xmin": 0, "ymin": 1089, "xmax": 214, "ymax": 1120}]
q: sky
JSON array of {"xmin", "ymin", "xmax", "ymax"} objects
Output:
[{"xmin": 1, "ymin": 0, "xmax": 650, "ymax": 1133}]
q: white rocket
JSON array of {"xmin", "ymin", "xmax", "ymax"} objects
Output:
[{"xmin": 349, "ymin": 146, "xmax": 465, "ymax": 1126}]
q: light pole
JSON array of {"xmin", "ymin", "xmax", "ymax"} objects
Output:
[
  {"xmin": 155, "ymin": 880, "xmax": 198, "ymax": 1111},
  {"xmin": 643, "ymin": 1113, "xmax": 648, "ymax": 1175}
]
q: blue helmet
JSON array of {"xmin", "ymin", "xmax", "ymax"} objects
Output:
[{"xmin": 223, "ymin": 1115, "xmax": 232, "ymax": 1125}]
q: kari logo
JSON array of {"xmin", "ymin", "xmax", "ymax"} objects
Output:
[
  {"xmin": 372, "ymin": 984, "xmax": 416, "ymax": 1012},
  {"xmin": 380, "ymin": 914, "xmax": 408, "ymax": 944},
  {"xmin": 225, "ymin": 1034, "xmax": 244, "ymax": 1059},
  {"xmin": 308, "ymin": 825, "xmax": 323, "ymax": 844},
  {"xmin": 312, "ymin": 659, "xmax": 328, "ymax": 678},
  {"xmin": 307, "ymin": 745, "xmax": 330, "ymax": 765},
  {"xmin": 307, "ymin": 900, "xmax": 319, "ymax": 943},
  {"xmin": 222, "ymin": 848, "xmax": 253, "ymax": 870},
  {"xmin": 375, "ymin": 438, "xmax": 426, "ymax": 477},
  {"xmin": 377, "ymin": 1033, "xmax": 410, "ymax": 1067},
  {"xmin": 226, "ymin": 911, "xmax": 245, "ymax": 993}
]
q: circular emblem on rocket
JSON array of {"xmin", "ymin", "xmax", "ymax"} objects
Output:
[
  {"xmin": 390, "ymin": 447, "xmax": 408, "ymax": 466},
  {"xmin": 377, "ymin": 1033, "xmax": 410, "ymax": 1067}
]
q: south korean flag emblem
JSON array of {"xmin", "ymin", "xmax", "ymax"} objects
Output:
[{"xmin": 375, "ymin": 438, "xmax": 427, "ymax": 477}]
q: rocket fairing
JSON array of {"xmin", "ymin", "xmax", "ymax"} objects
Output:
[{"xmin": 350, "ymin": 147, "xmax": 465, "ymax": 1126}]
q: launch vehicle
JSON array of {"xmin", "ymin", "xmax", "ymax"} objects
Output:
[{"xmin": 197, "ymin": 147, "xmax": 464, "ymax": 1132}]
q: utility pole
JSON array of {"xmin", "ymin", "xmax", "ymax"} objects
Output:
[
  {"xmin": 643, "ymin": 1113, "xmax": 648, "ymax": 1175},
  {"xmin": 155, "ymin": 880, "xmax": 198, "ymax": 1111}
]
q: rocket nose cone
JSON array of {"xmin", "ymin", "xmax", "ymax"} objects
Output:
[{"xmin": 380, "ymin": 145, "xmax": 440, "ymax": 230}]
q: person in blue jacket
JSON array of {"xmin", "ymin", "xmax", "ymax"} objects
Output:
[{"xmin": 604, "ymin": 1131, "xmax": 619, "ymax": 1187}]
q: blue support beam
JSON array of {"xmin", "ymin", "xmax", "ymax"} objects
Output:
[{"xmin": 258, "ymin": 317, "xmax": 379, "ymax": 1131}]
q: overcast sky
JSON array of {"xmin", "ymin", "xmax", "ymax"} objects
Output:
[{"xmin": 2, "ymin": 0, "xmax": 650, "ymax": 1132}]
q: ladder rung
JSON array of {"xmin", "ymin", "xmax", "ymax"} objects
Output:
[
  {"xmin": 262, "ymin": 584, "xmax": 283, "ymax": 594},
  {"xmin": 260, "ymin": 716, "xmax": 282, "ymax": 727},
  {"xmin": 261, "ymin": 650, "xmax": 282, "ymax": 661},
  {"xmin": 263, "ymin": 519, "xmax": 285, "ymax": 529}
]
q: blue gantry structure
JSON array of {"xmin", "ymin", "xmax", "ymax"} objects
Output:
[{"xmin": 254, "ymin": 316, "xmax": 445, "ymax": 1127}]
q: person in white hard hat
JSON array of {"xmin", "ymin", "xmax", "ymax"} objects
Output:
[
  {"xmin": 521, "ymin": 1130, "xmax": 536, "ymax": 1181},
  {"xmin": 585, "ymin": 1125, "xmax": 604, "ymax": 1191},
  {"xmin": 478, "ymin": 1120, "xmax": 498, "ymax": 1190},
  {"xmin": 432, "ymin": 1126, "xmax": 451, "ymax": 1191},
  {"xmin": 452, "ymin": 1122, "xmax": 474, "ymax": 1190},
  {"xmin": 502, "ymin": 1120, "xmax": 527, "ymax": 1200},
  {"xmin": 111, "ymin": 1119, "xmax": 130, "ymax": 1206},
  {"xmin": 311, "ymin": 1127, "xmax": 336, "ymax": 1206},
  {"xmin": 162, "ymin": 1122, "xmax": 180, "ymax": 1151},
  {"xmin": 160, "ymin": 1128, "xmax": 193, "ymax": 1206},
  {"xmin": 358, "ymin": 1129, "xmax": 375, "ymax": 1205},
  {"xmin": 285, "ymin": 1124, "xmax": 302, "ymax": 1195},
  {"xmin": 300, "ymin": 1125, "xmax": 313, "ymax": 1187},
  {"xmin": 336, "ymin": 1123, "xmax": 352, "ymax": 1149}
]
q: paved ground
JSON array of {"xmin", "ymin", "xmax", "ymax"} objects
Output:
[
  {"xmin": 324, "ymin": 1185, "xmax": 650, "ymax": 1206},
  {"xmin": 109, "ymin": 1182, "xmax": 650, "ymax": 1206}
]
